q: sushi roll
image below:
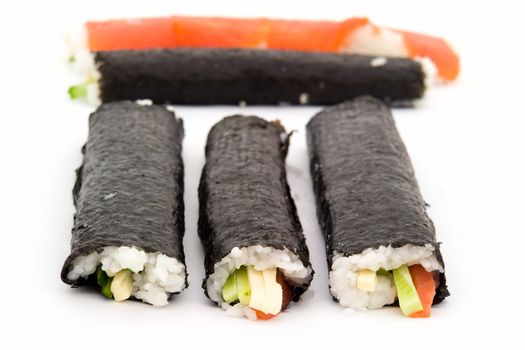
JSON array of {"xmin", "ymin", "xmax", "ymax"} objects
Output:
[
  {"xmin": 307, "ymin": 96, "xmax": 449, "ymax": 317},
  {"xmin": 198, "ymin": 116, "xmax": 313, "ymax": 320},
  {"xmin": 67, "ymin": 15, "xmax": 459, "ymax": 81},
  {"xmin": 61, "ymin": 101, "xmax": 187, "ymax": 306},
  {"xmin": 69, "ymin": 48, "xmax": 426, "ymax": 105}
]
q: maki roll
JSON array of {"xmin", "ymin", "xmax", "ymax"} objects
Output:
[
  {"xmin": 68, "ymin": 48, "xmax": 426, "ymax": 105},
  {"xmin": 61, "ymin": 101, "xmax": 187, "ymax": 306},
  {"xmin": 198, "ymin": 116, "xmax": 313, "ymax": 320},
  {"xmin": 307, "ymin": 96, "xmax": 449, "ymax": 317},
  {"xmin": 67, "ymin": 15, "xmax": 459, "ymax": 81}
]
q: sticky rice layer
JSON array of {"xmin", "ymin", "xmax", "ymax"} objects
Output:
[
  {"xmin": 340, "ymin": 24, "xmax": 408, "ymax": 57},
  {"xmin": 67, "ymin": 246, "xmax": 186, "ymax": 306},
  {"xmin": 330, "ymin": 244, "xmax": 443, "ymax": 311},
  {"xmin": 207, "ymin": 245, "xmax": 313, "ymax": 319}
]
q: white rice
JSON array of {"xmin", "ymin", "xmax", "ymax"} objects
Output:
[
  {"xmin": 340, "ymin": 24, "xmax": 438, "ymax": 84},
  {"xmin": 330, "ymin": 244, "xmax": 443, "ymax": 311},
  {"xmin": 207, "ymin": 245, "xmax": 313, "ymax": 319},
  {"xmin": 299, "ymin": 93, "xmax": 309, "ymax": 105},
  {"xmin": 136, "ymin": 99, "xmax": 153, "ymax": 106},
  {"xmin": 340, "ymin": 24, "xmax": 408, "ymax": 57},
  {"xmin": 67, "ymin": 246, "xmax": 186, "ymax": 306},
  {"xmin": 416, "ymin": 56, "xmax": 438, "ymax": 87},
  {"xmin": 84, "ymin": 81, "xmax": 101, "ymax": 105},
  {"xmin": 370, "ymin": 56, "xmax": 388, "ymax": 67}
]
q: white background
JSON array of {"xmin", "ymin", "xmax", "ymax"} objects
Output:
[{"xmin": 1, "ymin": 0, "xmax": 523, "ymax": 348}]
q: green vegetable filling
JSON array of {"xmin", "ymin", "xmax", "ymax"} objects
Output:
[
  {"xmin": 222, "ymin": 272, "xmax": 238, "ymax": 303},
  {"xmin": 221, "ymin": 266, "xmax": 251, "ymax": 305},
  {"xmin": 68, "ymin": 83, "xmax": 88, "ymax": 100},
  {"xmin": 236, "ymin": 266, "xmax": 250, "ymax": 305},
  {"xmin": 376, "ymin": 268, "xmax": 391, "ymax": 276},
  {"xmin": 96, "ymin": 267, "xmax": 113, "ymax": 299},
  {"xmin": 393, "ymin": 265, "xmax": 423, "ymax": 316}
]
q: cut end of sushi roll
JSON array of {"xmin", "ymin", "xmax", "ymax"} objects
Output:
[
  {"xmin": 68, "ymin": 80, "xmax": 100, "ymax": 105},
  {"xmin": 64, "ymin": 246, "xmax": 187, "ymax": 306},
  {"xmin": 340, "ymin": 23, "xmax": 459, "ymax": 82},
  {"xmin": 66, "ymin": 53, "xmax": 101, "ymax": 104},
  {"xmin": 329, "ymin": 244, "xmax": 443, "ymax": 313},
  {"xmin": 64, "ymin": 28, "xmax": 101, "ymax": 104},
  {"xmin": 206, "ymin": 245, "xmax": 313, "ymax": 320}
]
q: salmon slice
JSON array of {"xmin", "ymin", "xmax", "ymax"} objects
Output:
[
  {"xmin": 86, "ymin": 17, "xmax": 179, "ymax": 51},
  {"xmin": 171, "ymin": 16, "xmax": 267, "ymax": 48},
  {"xmin": 401, "ymin": 30, "xmax": 460, "ymax": 81},
  {"xmin": 267, "ymin": 18, "xmax": 368, "ymax": 52},
  {"xmin": 408, "ymin": 265, "xmax": 437, "ymax": 318}
]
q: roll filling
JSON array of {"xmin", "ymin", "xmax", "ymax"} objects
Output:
[
  {"xmin": 67, "ymin": 246, "xmax": 186, "ymax": 306},
  {"xmin": 330, "ymin": 244, "xmax": 443, "ymax": 313},
  {"xmin": 208, "ymin": 246, "xmax": 312, "ymax": 320}
]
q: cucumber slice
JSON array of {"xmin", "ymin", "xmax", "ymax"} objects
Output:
[
  {"xmin": 393, "ymin": 265, "xmax": 423, "ymax": 316},
  {"xmin": 222, "ymin": 272, "xmax": 239, "ymax": 303},
  {"xmin": 68, "ymin": 83, "xmax": 87, "ymax": 100},
  {"xmin": 236, "ymin": 266, "xmax": 251, "ymax": 305}
]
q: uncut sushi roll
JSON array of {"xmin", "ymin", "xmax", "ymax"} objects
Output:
[
  {"xmin": 61, "ymin": 101, "xmax": 187, "ymax": 306},
  {"xmin": 198, "ymin": 116, "xmax": 313, "ymax": 320},
  {"xmin": 68, "ymin": 48, "xmax": 426, "ymax": 105},
  {"xmin": 66, "ymin": 15, "xmax": 459, "ymax": 81},
  {"xmin": 307, "ymin": 96, "xmax": 449, "ymax": 317}
]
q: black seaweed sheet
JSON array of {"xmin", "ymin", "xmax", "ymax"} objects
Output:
[
  {"xmin": 96, "ymin": 48, "xmax": 424, "ymax": 105},
  {"xmin": 198, "ymin": 116, "xmax": 313, "ymax": 302},
  {"xmin": 307, "ymin": 96, "xmax": 449, "ymax": 304},
  {"xmin": 61, "ymin": 101, "xmax": 187, "ymax": 293}
]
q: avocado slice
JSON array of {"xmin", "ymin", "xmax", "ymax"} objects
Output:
[
  {"xmin": 96, "ymin": 267, "xmax": 113, "ymax": 299},
  {"xmin": 377, "ymin": 268, "xmax": 391, "ymax": 276}
]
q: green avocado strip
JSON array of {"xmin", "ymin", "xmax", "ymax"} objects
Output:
[
  {"xmin": 377, "ymin": 268, "xmax": 390, "ymax": 276},
  {"xmin": 96, "ymin": 267, "xmax": 113, "ymax": 299}
]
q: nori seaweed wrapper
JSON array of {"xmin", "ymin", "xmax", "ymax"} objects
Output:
[
  {"xmin": 61, "ymin": 101, "xmax": 187, "ymax": 292},
  {"xmin": 307, "ymin": 96, "xmax": 449, "ymax": 304},
  {"xmin": 95, "ymin": 48, "xmax": 424, "ymax": 105},
  {"xmin": 198, "ymin": 116, "xmax": 313, "ymax": 302}
]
